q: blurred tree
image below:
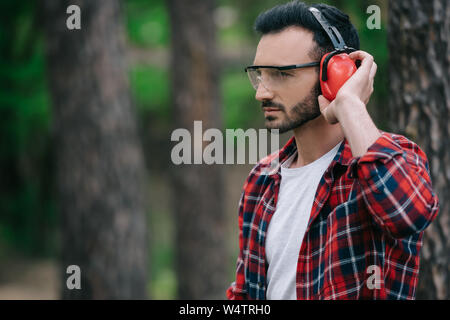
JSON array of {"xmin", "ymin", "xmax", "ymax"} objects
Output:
[
  {"xmin": 41, "ymin": 0, "xmax": 148, "ymax": 299},
  {"xmin": 388, "ymin": 0, "xmax": 449, "ymax": 299},
  {"xmin": 167, "ymin": 0, "xmax": 228, "ymax": 299}
]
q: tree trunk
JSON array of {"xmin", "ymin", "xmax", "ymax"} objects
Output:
[
  {"xmin": 387, "ymin": 0, "xmax": 449, "ymax": 299},
  {"xmin": 42, "ymin": 0, "xmax": 148, "ymax": 299},
  {"xmin": 167, "ymin": 0, "xmax": 228, "ymax": 299}
]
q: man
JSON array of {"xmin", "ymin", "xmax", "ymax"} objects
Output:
[{"xmin": 227, "ymin": 1, "xmax": 439, "ymax": 300}]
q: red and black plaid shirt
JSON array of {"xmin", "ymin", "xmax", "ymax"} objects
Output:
[{"xmin": 227, "ymin": 132, "xmax": 439, "ymax": 300}]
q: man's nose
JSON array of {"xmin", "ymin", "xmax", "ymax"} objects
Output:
[{"xmin": 255, "ymin": 82, "xmax": 274, "ymax": 101}]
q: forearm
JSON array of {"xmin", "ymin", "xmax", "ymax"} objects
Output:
[{"xmin": 336, "ymin": 95, "xmax": 381, "ymax": 157}]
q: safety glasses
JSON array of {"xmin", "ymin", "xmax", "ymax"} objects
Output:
[{"xmin": 245, "ymin": 62, "xmax": 320, "ymax": 90}]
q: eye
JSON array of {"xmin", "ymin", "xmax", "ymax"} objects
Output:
[{"xmin": 269, "ymin": 69, "xmax": 291, "ymax": 79}]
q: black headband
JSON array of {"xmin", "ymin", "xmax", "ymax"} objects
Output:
[
  {"xmin": 308, "ymin": 7, "xmax": 347, "ymax": 51},
  {"xmin": 308, "ymin": 7, "xmax": 356, "ymax": 81}
]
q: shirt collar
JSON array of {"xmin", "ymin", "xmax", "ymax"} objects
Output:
[{"xmin": 258, "ymin": 135, "xmax": 354, "ymax": 177}]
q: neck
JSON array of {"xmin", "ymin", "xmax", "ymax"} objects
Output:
[{"xmin": 290, "ymin": 115, "xmax": 344, "ymax": 168}]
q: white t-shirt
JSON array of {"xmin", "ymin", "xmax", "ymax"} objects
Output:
[{"xmin": 265, "ymin": 141, "xmax": 342, "ymax": 300}]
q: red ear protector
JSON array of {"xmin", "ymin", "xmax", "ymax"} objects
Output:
[{"xmin": 309, "ymin": 7, "xmax": 357, "ymax": 101}]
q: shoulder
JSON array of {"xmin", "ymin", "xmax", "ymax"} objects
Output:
[{"xmin": 242, "ymin": 151, "xmax": 279, "ymax": 190}]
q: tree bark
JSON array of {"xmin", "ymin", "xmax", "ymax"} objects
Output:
[
  {"xmin": 167, "ymin": 0, "xmax": 228, "ymax": 299},
  {"xmin": 41, "ymin": 0, "xmax": 148, "ymax": 299},
  {"xmin": 388, "ymin": 0, "xmax": 449, "ymax": 299}
]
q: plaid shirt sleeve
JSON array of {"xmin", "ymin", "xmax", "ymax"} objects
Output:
[{"xmin": 352, "ymin": 133, "xmax": 439, "ymax": 239}]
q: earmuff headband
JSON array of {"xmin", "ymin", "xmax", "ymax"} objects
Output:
[
  {"xmin": 308, "ymin": 7, "xmax": 347, "ymax": 51},
  {"xmin": 308, "ymin": 7, "xmax": 356, "ymax": 81}
]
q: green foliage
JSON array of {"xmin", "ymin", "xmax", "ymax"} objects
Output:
[
  {"xmin": 148, "ymin": 208, "xmax": 176, "ymax": 299},
  {"xmin": 222, "ymin": 69, "xmax": 260, "ymax": 129},
  {"xmin": 125, "ymin": 0, "xmax": 169, "ymax": 47},
  {"xmin": 0, "ymin": 1, "xmax": 56, "ymax": 257},
  {"xmin": 130, "ymin": 65, "xmax": 170, "ymax": 118}
]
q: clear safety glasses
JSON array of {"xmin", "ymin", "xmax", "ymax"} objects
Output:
[{"xmin": 245, "ymin": 62, "xmax": 320, "ymax": 90}]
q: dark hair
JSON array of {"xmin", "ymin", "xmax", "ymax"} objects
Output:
[{"xmin": 254, "ymin": 1, "xmax": 360, "ymax": 61}]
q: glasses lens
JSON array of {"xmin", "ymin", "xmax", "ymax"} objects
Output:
[{"xmin": 246, "ymin": 68, "xmax": 260, "ymax": 90}]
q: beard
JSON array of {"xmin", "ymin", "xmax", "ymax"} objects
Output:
[{"xmin": 263, "ymin": 81, "xmax": 321, "ymax": 134}]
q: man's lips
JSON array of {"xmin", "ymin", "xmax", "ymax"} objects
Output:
[{"xmin": 263, "ymin": 107, "xmax": 281, "ymax": 112}]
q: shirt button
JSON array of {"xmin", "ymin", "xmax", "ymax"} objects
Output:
[{"xmin": 258, "ymin": 281, "xmax": 263, "ymax": 287}]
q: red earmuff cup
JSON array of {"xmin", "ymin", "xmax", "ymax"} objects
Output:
[{"xmin": 320, "ymin": 53, "xmax": 357, "ymax": 101}]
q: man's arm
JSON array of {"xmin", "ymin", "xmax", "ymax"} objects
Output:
[
  {"xmin": 319, "ymin": 50, "xmax": 439, "ymax": 238},
  {"xmin": 353, "ymin": 133, "xmax": 439, "ymax": 238},
  {"xmin": 319, "ymin": 50, "xmax": 381, "ymax": 157}
]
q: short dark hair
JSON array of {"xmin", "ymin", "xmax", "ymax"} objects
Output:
[{"xmin": 254, "ymin": 1, "xmax": 360, "ymax": 61}]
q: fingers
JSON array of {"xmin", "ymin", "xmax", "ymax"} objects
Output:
[
  {"xmin": 348, "ymin": 50, "xmax": 373, "ymax": 61},
  {"xmin": 368, "ymin": 61, "xmax": 377, "ymax": 92},
  {"xmin": 318, "ymin": 95, "xmax": 337, "ymax": 124},
  {"xmin": 349, "ymin": 50, "xmax": 374, "ymax": 74},
  {"xmin": 338, "ymin": 50, "xmax": 376, "ymax": 106},
  {"xmin": 318, "ymin": 95, "xmax": 330, "ymax": 110},
  {"xmin": 369, "ymin": 62, "xmax": 377, "ymax": 80}
]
